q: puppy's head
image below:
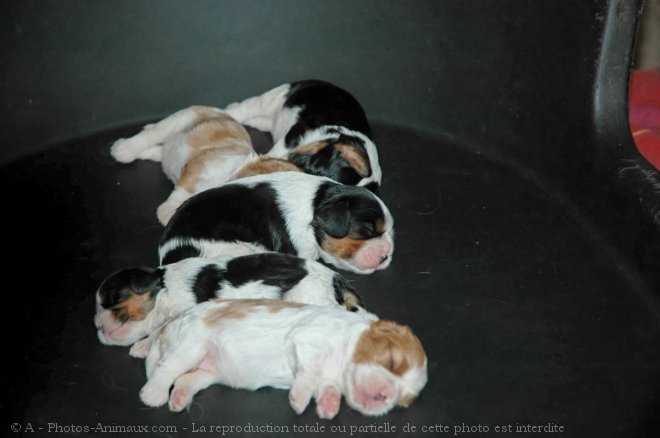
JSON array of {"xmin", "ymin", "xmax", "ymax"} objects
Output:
[
  {"xmin": 94, "ymin": 267, "xmax": 164, "ymax": 346},
  {"xmin": 312, "ymin": 183, "xmax": 394, "ymax": 274},
  {"xmin": 288, "ymin": 134, "xmax": 380, "ymax": 189},
  {"xmin": 344, "ymin": 320, "xmax": 427, "ymax": 416}
]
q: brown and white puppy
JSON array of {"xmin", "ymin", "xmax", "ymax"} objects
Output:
[
  {"xmin": 110, "ymin": 106, "xmax": 301, "ymax": 225},
  {"xmin": 158, "ymin": 172, "xmax": 394, "ymax": 274},
  {"xmin": 134, "ymin": 299, "xmax": 427, "ymax": 418},
  {"xmin": 94, "ymin": 253, "xmax": 368, "ymax": 347},
  {"xmin": 225, "ymin": 80, "xmax": 381, "ymax": 191}
]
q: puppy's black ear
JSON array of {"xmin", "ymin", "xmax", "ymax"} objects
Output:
[
  {"xmin": 99, "ymin": 267, "xmax": 164, "ymax": 307},
  {"xmin": 126, "ymin": 267, "xmax": 164, "ymax": 295},
  {"xmin": 315, "ymin": 198, "xmax": 351, "ymax": 238}
]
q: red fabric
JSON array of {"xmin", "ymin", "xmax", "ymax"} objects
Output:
[{"xmin": 629, "ymin": 68, "xmax": 660, "ymax": 170}]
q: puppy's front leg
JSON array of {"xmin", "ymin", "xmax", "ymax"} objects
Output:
[
  {"xmin": 140, "ymin": 343, "xmax": 208, "ymax": 408},
  {"xmin": 288, "ymin": 372, "xmax": 317, "ymax": 415},
  {"xmin": 169, "ymin": 369, "xmax": 218, "ymax": 412},
  {"xmin": 157, "ymin": 186, "xmax": 192, "ymax": 225},
  {"xmin": 314, "ymin": 382, "xmax": 342, "ymax": 420}
]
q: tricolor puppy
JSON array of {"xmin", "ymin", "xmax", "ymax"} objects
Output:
[
  {"xmin": 94, "ymin": 253, "xmax": 367, "ymax": 347},
  {"xmin": 110, "ymin": 106, "xmax": 301, "ymax": 225},
  {"xmin": 225, "ymin": 80, "xmax": 381, "ymax": 190},
  {"xmin": 159, "ymin": 172, "xmax": 394, "ymax": 274},
  {"xmin": 134, "ymin": 299, "xmax": 427, "ymax": 418}
]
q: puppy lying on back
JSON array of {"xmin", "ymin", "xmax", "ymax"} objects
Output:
[
  {"xmin": 159, "ymin": 172, "xmax": 394, "ymax": 274},
  {"xmin": 110, "ymin": 106, "xmax": 301, "ymax": 225},
  {"xmin": 135, "ymin": 299, "xmax": 427, "ymax": 418},
  {"xmin": 225, "ymin": 79, "xmax": 382, "ymax": 190},
  {"xmin": 94, "ymin": 252, "xmax": 366, "ymax": 347}
]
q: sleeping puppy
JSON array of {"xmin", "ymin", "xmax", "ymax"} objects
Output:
[
  {"xmin": 94, "ymin": 253, "xmax": 367, "ymax": 347},
  {"xmin": 225, "ymin": 80, "xmax": 382, "ymax": 190},
  {"xmin": 110, "ymin": 106, "xmax": 301, "ymax": 225},
  {"xmin": 159, "ymin": 172, "xmax": 394, "ymax": 274},
  {"xmin": 134, "ymin": 299, "xmax": 427, "ymax": 418}
]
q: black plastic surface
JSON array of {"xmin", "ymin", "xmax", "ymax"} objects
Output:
[{"xmin": 3, "ymin": 1, "xmax": 660, "ymax": 437}]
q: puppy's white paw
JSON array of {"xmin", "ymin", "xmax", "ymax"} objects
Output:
[
  {"xmin": 168, "ymin": 387, "xmax": 193, "ymax": 412},
  {"xmin": 157, "ymin": 201, "xmax": 178, "ymax": 226},
  {"xmin": 289, "ymin": 387, "xmax": 312, "ymax": 415},
  {"xmin": 110, "ymin": 139, "xmax": 139, "ymax": 163},
  {"xmin": 139, "ymin": 382, "xmax": 169, "ymax": 407},
  {"xmin": 316, "ymin": 385, "xmax": 341, "ymax": 420},
  {"xmin": 129, "ymin": 339, "xmax": 151, "ymax": 359}
]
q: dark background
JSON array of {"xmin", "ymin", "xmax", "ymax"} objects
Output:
[{"xmin": 2, "ymin": 1, "xmax": 660, "ymax": 437}]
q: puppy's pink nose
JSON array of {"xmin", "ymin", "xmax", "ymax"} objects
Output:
[
  {"xmin": 379, "ymin": 254, "xmax": 389, "ymax": 264},
  {"xmin": 97, "ymin": 325, "xmax": 105, "ymax": 334}
]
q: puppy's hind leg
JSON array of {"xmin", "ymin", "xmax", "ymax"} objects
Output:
[
  {"xmin": 168, "ymin": 369, "xmax": 218, "ymax": 412},
  {"xmin": 136, "ymin": 145, "xmax": 163, "ymax": 162},
  {"xmin": 111, "ymin": 106, "xmax": 219, "ymax": 163},
  {"xmin": 224, "ymin": 83, "xmax": 290, "ymax": 131}
]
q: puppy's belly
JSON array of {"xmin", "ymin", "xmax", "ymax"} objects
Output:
[{"xmin": 201, "ymin": 341, "xmax": 293, "ymax": 390}]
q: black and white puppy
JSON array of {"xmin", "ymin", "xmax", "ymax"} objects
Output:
[
  {"xmin": 159, "ymin": 172, "xmax": 394, "ymax": 274},
  {"xmin": 225, "ymin": 80, "xmax": 381, "ymax": 190},
  {"xmin": 94, "ymin": 252, "xmax": 368, "ymax": 347}
]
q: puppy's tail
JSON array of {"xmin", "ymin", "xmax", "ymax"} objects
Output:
[
  {"xmin": 223, "ymin": 83, "xmax": 291, "ymax": 132},
  {"xmin": 332, "ymin": 275, "xmax": 366, "ymax": 313}
]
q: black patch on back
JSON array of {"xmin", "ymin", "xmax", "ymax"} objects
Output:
[
  {"xmin": 161, "ymin": 244, "xmax": 201, "ymax": 265},
  {"xmin": 225, "ymin": 253, "xmax": 307, "ymax": 293},
  {"xmin": 192, "ymin": 264, "xmax": 226, "ymax": 303},
  {"xmin": 312, "ymin": 182, "xmax": 386, "ymax": 244},
  {"xmin": 332, "ymin": 275, "xmax": 365, "ymax": 311},
  {"xmin": 159, "ymin": 183, "xmax": 296, "ymax": 262},
  {"xmin": 98, "ymin": 267, "xmax": 164, "ymax": 308},
  {"xmin": 283, "ymin": 79, "xmax": 373, "ymax": 148}
]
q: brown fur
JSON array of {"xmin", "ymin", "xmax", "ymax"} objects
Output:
[
  {"xmin": 352, "ymin": 320, "xmax": 426, "ymax": 377},
  {"xmin": 290, "ymin": 141, "xmax": 329, "ymax": 155},
  {"xmin": 290, "ymin": 141, "xmax": 370, "ymax": 177},
  {"xmin": 342, "ymin": 292, "xmax": 362, "ymax": 311},
  {"xmin": 175, "ymin": 112, "xmax": 253, "ymax": 192},
  {"xmin": 398, "ymin": 393, "xmax": 416, "ymax": 408},
  {"xmin": 375, "ymin": 218, "xmax": 386, "ymax": 234},
  {"xmin": 321, "ymin": 236, "xmax": 366, "ymax": 260},
  {"xmin": 335, "ymin": 143, "xmax": 370, "ymax": 176},
  {"xmin": 186, "ymin": 112, "xmax": 251, "ymax": 149},
  {"xmin": 235, "ymin": 157, "xmax": 302, "ymax": 179},
  {"xmin": 112, "ymin": 293, "xmax": 155, "ymax": 322},
  {"xmin": 203, "ymin": 299, "xmax": 305, "ymax": 326}
]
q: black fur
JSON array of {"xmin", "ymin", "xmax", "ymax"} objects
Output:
[
  {"xmin": 363, "ymin": 182, "xmax": 379, "ymax": 194},
  {"xmin": 332, "ymin": 275, "xmax": 364, "ymax": 312},
  {"xmin": 225, "ymin": 253, "xmax": 308, "ymax": 293},
  {"xmin": 161, "ymin": 245, "xmax": 201, "ymax": 266},
  {"xmin": 160, "ymin": 183, "xmax": 296, "ymax": 264},
  {"xmin": 283, "ymin": 80, "xmax": 373, "ymax": 147},
  {"xmin": 312, "ymin": 182, "xmax": 386, "ymax": 243},
  {"xmin": 288, "ymin": 135, "xmax": 369, "ymax": 186},
  {"xmin": 192, "ymin": 264, "xmax": 226, "ymax": 303},
  {"xmin": 282, "ymin": 80, "xmax": 374, "ymax": 186},
  {"xmin": 98, "ymin": 267, "xmax": 164, "ymax": 308}
]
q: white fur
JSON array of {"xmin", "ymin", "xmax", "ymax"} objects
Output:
[
  {"xmin": 94, "ymin": 255, "xmax": 373, "ymax": 347},
  {"xmin": 158, "ymin": 237, "xmax": 267, "ymax": 264},
  {"xmin": 138, "ymin": 300, "xmax": 427, "ymax": 417}
]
